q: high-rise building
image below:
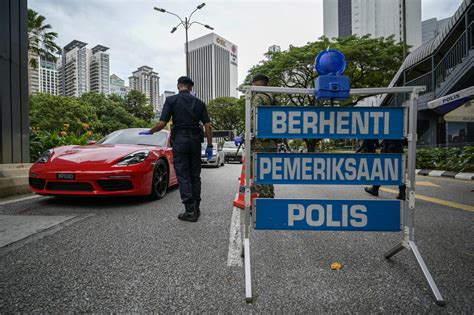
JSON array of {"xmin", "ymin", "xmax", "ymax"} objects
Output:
[
  {"xmin": 39, "ymin": 58, "xmax": 59, "ymax": 95},
  {"xmin": 28, "ymin": 52, "xmax": 40, "ymax": 95},
  {"xmin": 268, "ymin": 45, "xmax": 281, "ymax": 53},
  {"xmin": 323, "ymin": 0, "xmax": 422, "ymax": 51},
  {"xmin": 60, "ymin": 40, "xmax": 90, "ymax": 97},
  {"xmin": 110, "ymin": 74, "xmax": 129, "ymax": 98},
  {"xmin": 59, "ymin": 40, "xmax": 111, "ymax": 97},
  {"xmin": 129, "ymin": 66, "xmax": 160, "ymax": 111},
  {"xmin": 422, "ymin": 17, "xmax": 450, "ymax": 44},
  {"xmin": 89, "ymin": 45, "xmax": 110, "ymax": 95},
  {"xmin": 160, "ymin": 90, "xmax": 175, "ymax": 106},
  {"xmin": 188, "ymin": 33, "xmax": 238, "ymax": 104}
]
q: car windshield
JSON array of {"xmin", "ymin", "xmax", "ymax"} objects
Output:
[
  {"xmin": 97, "ymin": 129, "xmax": 168, "ymax": 147},
  {"xmin": 223, "ymin": 142, "xmax": 237, "ymax": 148}
]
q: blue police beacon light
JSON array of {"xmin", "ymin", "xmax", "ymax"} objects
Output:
[{"xmin": 314, "ymin": 49, "xmax": 350, "ymax": 101}]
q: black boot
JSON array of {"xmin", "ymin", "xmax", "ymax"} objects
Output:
[
  {"xmin": 195, "ymin": 201, "xmax": 201, "ymax": 218},
  {"xmin": 178, "ymin": 203, "xmax": 198, "ymax": 222},
  {"xmin": 364, "ymin": 186, "xmax": 379, "ymax": 196},
  {"xmin": 396, "ymin": 185, "xmax": 406, "ymax": 200}
]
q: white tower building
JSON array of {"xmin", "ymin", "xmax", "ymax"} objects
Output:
[
  {"xmin": 89, "ymin": 45, "xmax": 110, "ymax": 95},
  {"xmin": 187, "ymin": 33, "xmax": 238, "ymax": 104},
  {"xmin": 129, "ymin": 66, "xmax": 160, "ymax": 111},
  {"xmin": 323, "ymin": 0, "xmax": 422, "ymax": 50},
  {"xmin": 60, "ymin": 40, "xmax": 90, "ymax": 97}
]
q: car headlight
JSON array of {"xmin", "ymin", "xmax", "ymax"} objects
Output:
[
  {"xmin": 117, "ymin": 150, "xmax": 150, "ymax": 165},
  {"xmin": 37, "ymin": 149, "xmax": 53, "ymax": 163}
]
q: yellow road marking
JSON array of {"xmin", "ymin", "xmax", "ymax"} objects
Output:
[
  {"xmin": 416, "ymin": 181, "xmax": 441, "ymax": 188},
  {"xmin": 380, "ymin": 187, "xmax": 474, "ymax": 213}
]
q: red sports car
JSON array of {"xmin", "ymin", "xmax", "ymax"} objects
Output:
[{"xmin": 29, "ymin": 128, "xmax": 177, "ymax": 199}]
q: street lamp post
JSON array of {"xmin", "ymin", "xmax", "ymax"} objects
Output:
[{"xmin": 154, "ymin": 3, "xmax": 214, "ymax": 76}]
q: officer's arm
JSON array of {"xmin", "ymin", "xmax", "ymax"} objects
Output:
[
  {"xmin": 148, "ymin": 99, "xmax": 172, "ymax": 133},
  {"xmin": 204, "ymin": 123, "xmax": 213, "ymax": 146},
  {"xmin": 149, "ymin": 121, "xmax": 167, "ymax": 133}
]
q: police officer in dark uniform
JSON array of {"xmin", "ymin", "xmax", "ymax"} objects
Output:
[
  {"xmin": 364, "ymin": 138, "xmax": 408, "ymax": 200},
  {"xmin": 139, "ymin": 76, "xmax": 213, "ymax": 222},
  {"xmin": 355, "ymin": 139, "xmax": 379, "ymax": 153}
]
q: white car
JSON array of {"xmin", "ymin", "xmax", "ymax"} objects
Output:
[
  {"xmin": 222, "ymin": 141, "xmax": 244, "ymax": 163},
  {"xmin": 201, "ymin": 142, "xmax": 225, "ymax": 167}
]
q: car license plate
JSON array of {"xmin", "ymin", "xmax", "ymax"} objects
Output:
[{"xmin": 56, "ymin": 173, "xmax": 75, "ymax": 180}]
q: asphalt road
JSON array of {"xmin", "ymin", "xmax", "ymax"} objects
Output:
[{"xmin": 0, "ymin": 163, "xmax": 473, "ymax": 313}]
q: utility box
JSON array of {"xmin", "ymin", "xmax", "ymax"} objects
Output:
[{"xmin": 315, "ymin": 75, "xmax": 350, "ymax": 101}]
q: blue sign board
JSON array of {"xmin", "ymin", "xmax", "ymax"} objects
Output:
[
  {"xmin": 255, "ymin": 199, "xmax": 401, "ymax": 231},
  {"xmin": 256, "ymin": 106, "xmax": 405, "ymax": 139},
  {"xmin": 255, "ymin": 153, "xmax": 403, "ymax": 185}
]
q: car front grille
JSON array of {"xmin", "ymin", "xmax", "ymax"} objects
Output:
[
  {"xmin": 29, "ymin": 177, "xmax": 46, "ymax": 189},
  {"xmin": 97, "ymin": 180, "xmax": 134, "ymax": 191},
  {"xmin": 46, "ymin": 182, "xmax": 94, "ymax": 192}
]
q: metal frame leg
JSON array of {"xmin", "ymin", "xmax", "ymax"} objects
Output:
[
  {"xmin": 384, "ymin": 241, "xmax": 407, "ymax": 259},
  {"xmin": 408, "ymin": 241, "xmax": 446, "ymax": 306},
  {"xmin": 384, "ymin": 240, "xmax": 445, "ymax": 306},
  {"xmin": 244, "ymin": 238, "xmax": 253, "ymax": 303}
]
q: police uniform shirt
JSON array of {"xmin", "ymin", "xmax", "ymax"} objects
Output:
[{"xmin": 159, "ymin": 91, "xmax": 210, "ymax": 129}]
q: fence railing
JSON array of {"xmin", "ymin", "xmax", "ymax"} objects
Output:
[
  {"xmin": 405, "ymin": 72, "xmax": 432, "ymax": 94},
  {"xmin": 434, "ymin": 31, "xmax": 468, "ymax": 87}
]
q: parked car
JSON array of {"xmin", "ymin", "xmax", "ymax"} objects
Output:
[
  {"xmin": 201, "ymin": 142, "xmax": 225, "ymax": 167},
  {"xmin": 29, "ymin": 129, "xmax": 177, "ymax": 199},
  {"xmin": 222, "ymin": 141, "xmax": 244, "ymax": 163}
]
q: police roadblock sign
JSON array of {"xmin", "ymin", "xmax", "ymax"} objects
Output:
[
  {"xmin": 255, "ymin": 199, "xmax": 401, "ymax": 231},
  {"xmin": 255, "ymin": 153, "xmax": 403, "ymax": 185},
  {"xmin": 256, "ymin": 106, "xmax": 405, "ymax": 139}
]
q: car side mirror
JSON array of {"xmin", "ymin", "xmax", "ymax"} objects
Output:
[{"xmin": 87, "ymin": 140, "xmax": 97, "ymax": 145}]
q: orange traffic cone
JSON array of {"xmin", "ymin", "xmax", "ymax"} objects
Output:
[{"xmin": 233, "ymin": 157, "xmax": 257, "ymax": 209}]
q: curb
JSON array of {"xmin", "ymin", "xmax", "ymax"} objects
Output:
[{"xmin": 415, "ymin": 169, "xmax": 474, "ymax": 180}]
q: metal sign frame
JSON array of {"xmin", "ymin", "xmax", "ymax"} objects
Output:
[{"xmin": 239, "ymin": 85, "xmax": 445, "ymax": 305}]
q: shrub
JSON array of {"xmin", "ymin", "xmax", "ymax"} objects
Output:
[{"xmin": 416, "ymin": 146, "xmax": 474, "ymax": 172}]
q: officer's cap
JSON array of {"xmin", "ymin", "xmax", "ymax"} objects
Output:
[
  {"xmin": 177, "ymin": 76, "xmax": 194, "ymax": 86},
  {"xmin": 252, "ymin": 74, "xmax": 270, "ymax": 84}
]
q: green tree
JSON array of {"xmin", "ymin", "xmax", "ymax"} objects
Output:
[
  {"xmin": 245, "ymin": 35, "xmax": 405, "ymax": 151},
  {"xmin": 28, "ymin": 9, "xmax": 61, "ymax": 68},
  {"xmin": 124, "ymin": 90, "xmax": 155, "ymax": 122},
  {"xmin": 29, "ymin": 93, "xmax": 99, "ymax": 135},
  {"xmin": 79, "ymin": 92, "xmax": 150, "ymax": 135},
  {"xmin": 207, "ymin": 97, "xmax": 245, "ymax": 135}
]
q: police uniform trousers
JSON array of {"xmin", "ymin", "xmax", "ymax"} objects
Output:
[
  {"xmin": 172, "ymin": 131, "xmax": 202, "ymax": 207},
  {"xmin": 373, "ymin": 144, "xmax": 406, "ymax": 194}
]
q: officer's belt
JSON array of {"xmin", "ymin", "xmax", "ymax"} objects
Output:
[{"xmin": 173, "ymin": 128, "xmax": 200, "ymax": 135}]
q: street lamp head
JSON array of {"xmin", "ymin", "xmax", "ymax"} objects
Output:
[
  {"xmin": 154, "ymin": 7, "xmax": 166, "ymax": 13},
  {"xmin": 171, "ymin": 27, "xmax": 177, "ymax": 33},
  {"xmin": 205, "ymin": 24, "xmax": 214, "ymax": 30},
  {"xmin": 197, "ymin": 3, "xmax": 206, "ymax": 9}
]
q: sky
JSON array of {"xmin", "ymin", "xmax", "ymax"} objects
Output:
[{"xmin": 29, "ymin": 0, "xmax": 464, "ymax": 93}]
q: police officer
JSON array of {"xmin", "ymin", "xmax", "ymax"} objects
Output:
[
  {"xmin": 140, "ymin": 76, "xmax": 213, "ymax": 222},
  {"xmin": 355, "ymin": 139, "xmax": 378, "ymax": 153},
  {"xmin": 364, "ymin": 138, "xmax": 407, "ymax": 200},
  {"xmin": 251, "ymin": 74, "xmax": 278, "ymax": 198}
]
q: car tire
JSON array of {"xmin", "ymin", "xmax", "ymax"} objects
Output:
[{"xmin": 150, "ymin": 159, "xmax": 168, "ymax": 200}]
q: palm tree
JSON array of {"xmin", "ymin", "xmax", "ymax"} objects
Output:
[{"xmin": 28, "ymin": 9, "xmax": 61, "ymax": 68}]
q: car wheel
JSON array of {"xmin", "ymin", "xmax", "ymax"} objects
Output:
[{"xmin": 150, "ymin": 159, "xmax": 168, "ymax": 200}]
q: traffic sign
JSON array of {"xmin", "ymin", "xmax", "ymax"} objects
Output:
[
  {"xmin": 255, "ymin": 199, "xmax": 401, "ymax": 231},
  {"xmin": 255, "ymin": 153, "xmax": 403, "ymax": 185},
  {"xmin": 255, "ymin": 106, "xmax": 405, "ymax": 139}
]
